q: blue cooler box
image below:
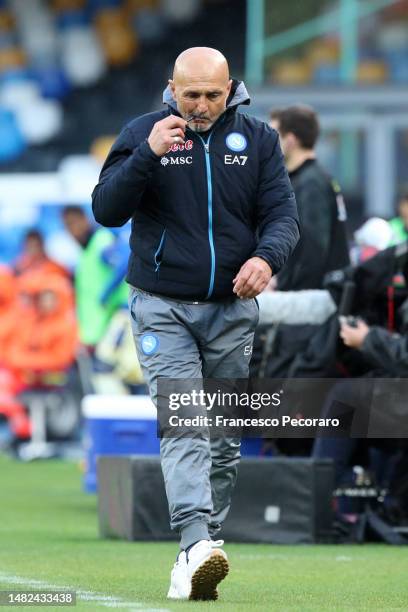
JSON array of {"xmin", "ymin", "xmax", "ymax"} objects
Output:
[
  {"xmin": 82, "ymin": 395, "xmax": 159, "ymax": 492},
  {"xmin": 82, "ymin": 395, "xmax": 269, "ymax": 492}
]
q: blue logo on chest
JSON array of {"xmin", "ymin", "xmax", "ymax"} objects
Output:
[{"xmin": 226, "ymin": 132, "xmax": 247, "ymax": 152}]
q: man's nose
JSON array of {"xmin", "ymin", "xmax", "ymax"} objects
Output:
[{"xmin": 196, "ymin": 97, "xmax": 208, "ymax": 114}]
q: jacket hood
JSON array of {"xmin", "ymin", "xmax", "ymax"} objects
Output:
[{"xmin": 162, "ymin": 78, "xmax": 250, "ymax": 113}]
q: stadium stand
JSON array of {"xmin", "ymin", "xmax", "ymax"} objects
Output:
[
  {"xmin": 0, "ymin": 0, "xmax": 246, "ymax": 170},
  {"xmin": 0, "ymin": 0, "xmax": 405, "ymax": 171}
]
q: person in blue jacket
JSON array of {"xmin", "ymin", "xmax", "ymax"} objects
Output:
[{"xmin": 92, "ymin": 47, "xmax": 299, "ymax": 601}]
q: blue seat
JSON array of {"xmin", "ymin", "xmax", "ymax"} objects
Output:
[
  {"xmin": 56, "ymin": 9, "xmax": 90, "ymax": 31},
  {"xmin": 88, "ymin": 0, "xmax": 122, "ymax": 11},
  {"xmin": 0, "ymin": 67, "xmax": 30, "ymax": 84},
  {"xmin": 386, "ymin": 49, "xmax": 408, "ymax": 83},
  {"xmin": 0, "ymin": 31, "xmax": 18, "ymax": 50},
  {"xmin": 33, "ymin": 65, "xmax": 71, "ymax": 99},
  {"xmin": 0, "ymin": 108, "xmax": 26, "ymax": 163},
  {"xmin": 313, "ymin": 63, "xmax": 341, "ymax": 85}
]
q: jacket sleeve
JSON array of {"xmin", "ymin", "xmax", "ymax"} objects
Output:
[
  {"xmin": 252, "ymin": 127, "xmax": 300, "ymax": 274},
  {"xmin": 362, "ymin": 326, "xmax": 408, "ymax": 376},
  {"xmin": 278, "ymin": 179, "xmax": 332, "ymax": 290},
  {"xmin": 92, "ymin": 126, "xmax": 161, "ymax": 227}
]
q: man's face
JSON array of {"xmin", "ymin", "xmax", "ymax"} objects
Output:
[
  {"xmin": 170, "ymin": 71, "xmax": 232, "ymax": 133},
  {"xmin": 25, "ymin": 236, "xmax": 44, "ymax": 258},
  {"xmin": 270, "ymin": 119, "xmax": 292, "ymax": 159},
  {"xmin": 38, "ymin": 290, "xmax": 57, "ymax": 314},
  {"xmin": 63, "ymin": 212, "xmax": 89, "ymax": 243}
]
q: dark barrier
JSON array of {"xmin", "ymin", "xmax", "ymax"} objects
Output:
[{"xmin": 98, "ymin": 456, "xmax": 334, "ymax": 544}]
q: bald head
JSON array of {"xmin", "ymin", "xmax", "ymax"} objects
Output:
[
  {"xmin": 169, "ymin": 47, "xmax": 232, "ymax": 132},
  {"xmin": 173, "ymin": 47, "xmax": 230, "ymax": 85}
]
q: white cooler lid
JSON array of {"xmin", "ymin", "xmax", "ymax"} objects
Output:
[{"xmin": 82, "ymin": 394, "xmax": 157, "ymax": 420}]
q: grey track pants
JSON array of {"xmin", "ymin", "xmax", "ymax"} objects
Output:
[{"xmin": 129, "ymin": 287, "xmax": 259, "ymax": 549}]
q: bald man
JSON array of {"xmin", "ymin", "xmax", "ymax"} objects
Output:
[{"xmin": 92, "ymin": 47, "xmax": 299, "ymax": 600}]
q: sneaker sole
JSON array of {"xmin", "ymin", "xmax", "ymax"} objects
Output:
[{"xmin": 189, "ymin": 550, "xmax": 229, "ymax": 601}]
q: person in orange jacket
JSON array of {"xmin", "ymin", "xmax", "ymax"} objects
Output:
[
  {"xmin": 0, "ymin": 265, "xmax": 18, "ymax": 366},
  {"xmin": 5, "ymin": 273, "xmax": 78, "ymax": 381},
  {"xmin": 0, "ymin": 266, "xmax": 31, "ymax": 440},
  {"xmin": 15, "ymin": 229, "xmax": 70, "ymax": 280}
]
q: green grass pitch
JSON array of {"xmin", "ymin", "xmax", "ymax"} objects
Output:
[{"xmin": 1, "ymin": 454, "xmax": 408, "ymax": 611}]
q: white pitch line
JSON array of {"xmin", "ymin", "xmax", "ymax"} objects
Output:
[{"xmin": 0, "ymin": 572, "xmax": 170, "ymax": 612}]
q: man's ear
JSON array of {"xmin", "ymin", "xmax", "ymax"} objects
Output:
[
  {"xmin": 168, "ymin": 79, "xmax": 177, "ymax": 101},
  {"xmin": 286, "ymin": 133, "xmax": 299, "ymax": 153},
  {"xmin": 227, "ymin": 79, "xmax": 232, "ymax": 94}
]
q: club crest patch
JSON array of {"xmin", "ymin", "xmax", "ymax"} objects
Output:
[
  {"xmin": 226, "ymin": 132, "xmax": 247, "ymax": 152},
  {"xmin": 141, "ymin": 333, "xmax": 159, "ymax": 355}
]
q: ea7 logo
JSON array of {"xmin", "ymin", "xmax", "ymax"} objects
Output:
[{"xmin": 224, "ymin": 154, "xmax": 248, "ymax": 166}]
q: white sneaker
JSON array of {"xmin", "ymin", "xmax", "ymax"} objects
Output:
[
  {"xmin": 167, "ymin": 551, "xmax": 190, "ymax": 600},
  {"xmin": 187, "ymin": 539, "xmax": 229, "ymax": 601}
]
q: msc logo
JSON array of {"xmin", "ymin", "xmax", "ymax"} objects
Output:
[
  {"xmin": 224, "ymin": 154, "xmax": 248, "ymax": 166},
  {"xmin": 161, "ymin": 156, "xmax": 192, "ymax": 166}
]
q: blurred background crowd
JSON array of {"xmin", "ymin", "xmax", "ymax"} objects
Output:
[{"xmin": 0, "ymin": 0, "xmax": 408, "ymax": 532}]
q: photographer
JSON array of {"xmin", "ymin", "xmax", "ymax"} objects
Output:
[
  {"xmin": 313, "ymin": 307, "xmax": 408, "ymax": 515},
  {"xmin": 340, "ymin": 317, "xmax": 408, "ymax": 376}
]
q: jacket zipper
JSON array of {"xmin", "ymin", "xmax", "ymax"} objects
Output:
[
  {"xmin": 154, "ymin": 229, "xmax": 166, "ymax": 273},
  {"xmin": 197, "ymin": 132, "xmax": 215, "ymax": 299}
]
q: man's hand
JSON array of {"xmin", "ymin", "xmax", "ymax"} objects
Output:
[
  {"xmin": 148, "ymin": 115, "xmax": 187, "ymax": 156},
  {"xmin": 339, "ymin": 318, "xmax": 370, "ymax": 349},
  {"xmin": 233, "ymin": 257, "xmax": 272, "ymax": 298}
]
